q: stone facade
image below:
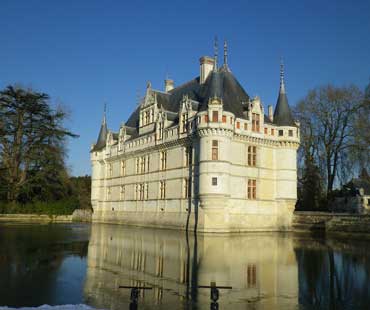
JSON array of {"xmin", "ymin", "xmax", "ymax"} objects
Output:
[{"xmin": 91, "ymin": 46, "xmax": 300, "ymax": 232}]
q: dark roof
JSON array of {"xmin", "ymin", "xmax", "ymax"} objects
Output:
[
  {"xmin": 92, "ymin": 119, "xmax": 108, "ymax": 152},
  {"xmin": 125, "ymin": 67, "xmax": 250, "ymax": 129},
  {"xmin": 273, "ymin": 89, "xmax": 296, "ymax": 126},
  {"xmin": 351, "ymin": 179, "xmax": 370, "ymax": 195}
]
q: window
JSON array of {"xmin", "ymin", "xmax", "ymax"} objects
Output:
[
  {"xmin": 212, "ymin": 140, "xmax": 218, "ymax": 160},
  {"xmin": 160, "ymin": 151, "xmax": 167, "ymax": 170},
  {"xmin": 248, "ymin": 146, "xmax": 257, "ymax": 167},
  {"xmin": 160, "ymin": 181, "xmax": 166, "ymax": 199},
  {"xmin": 288, "ymin": 129, "xmax": 293, "ymax": 137},
  {"xmin": 145, "ymin": 183, "xmax": 149, "ymax": 200},
  {"xmin": 204, "ymin": 115, "xmax": 209, "ymax": 123},
  {"xmin": 212, "ymin": 177, "xmax": 218, "ymax": 186},
  {"xmin": 182, "ymin": 114, "xmax": 187, "ymax": 133},
  {"xmin": 139, "ymin": 183, "xmax": 145, "ymax": 201},
  {"xmin": 184, "ymin": 178, "xmax": 191, "ymax": 198},
  {"xmin": 140, "ymin": 156, "xmax": 145, "ymax": 173},
  {"xmin": 120, "ymin": 185, "xmax": 125, "ymax": 200},
  {"xmin": 252, "ymin": 113, "xmax": 260, "ymax": 132},
  {"xmin": 237, "ymin": 121, "xmax": 240, "ymax": 129},
  {"xmin": 271, "ymin": 128, "xmax": 275, "ymax": 136},
  {"xmin": 264, "ymin": 128, "xmax": 268, "ymax": 134},
  {"xmin": 244, "ymin": 123, "xmax": 248, "ymax": 130},
  {"xmin": 158, "ymin": 122, "xmax": 164, "ymax": 139},
  {"xmin": 146, "ymin": 155, "xmax": 150, "ymax": 172},
  {"xmin": 108, "ymin": 163, "xmax": 113, "ymax": 177},
  {"xmin": 107, "ymin": 187, "xmax": 111, "ymax": 200},
  {"xmin": 135, "ymin": 184, "xmax": 139, "ymax": 200},
  {"xmin": 248, "ymin": 179, "xmax": 257, "ymax": 199},
  {"xmin": 121, "ymin": 160, "xmax": 126, "ymax": 176},
  {"xmin": 247, "ymin": 264, "xmax": 257, "ymax": 287},
  {"xmin": 279, "ymin": 130, "xmax": 284, "ymax": 136},
  {"xmin": 185, "ymin": 146, "xmax": 192, "ymax": 167},
  {"xmin": 222, "ymin": 115, "xmax": 227, "ymax": 123},
  {"xmin": 136, "ymin": 158, "xmax": 140, "ymax": 174},
  {"xmin": 212, "ymin": 111, "xmax": 218, "ymax": 122}
]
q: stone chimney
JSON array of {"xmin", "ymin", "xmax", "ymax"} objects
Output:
[
  {"xmin": 164, "ymin": 79, "xmax": 174, "ymax": 92},
  {"xmin": 268, "ymin": 105, "xmax": 273, "ymax": 122},
  {"xmin": 199, "ymin": 56, "xmax": 214, "ymax": 84}
]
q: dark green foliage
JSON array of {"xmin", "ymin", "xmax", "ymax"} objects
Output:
[{"xmin": 0, "ymin": 85, "xmax": 90, "ymax": 215}]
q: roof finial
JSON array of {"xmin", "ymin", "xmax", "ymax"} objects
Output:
[
  {"xmin": 223, "ymin": 40, "xmax": 228, "ymax": 67},
  {"xmin": 213, "ymin": 36, "xmax": 218, "ymax": 71},
  {"xmin": 280, "ymin": 57, "xmax": 286, "ymax": 94}
]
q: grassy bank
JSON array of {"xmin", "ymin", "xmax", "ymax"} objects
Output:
[{"xmin": 0, "ymin": 198, "xmax": 79, "ymax": 216}]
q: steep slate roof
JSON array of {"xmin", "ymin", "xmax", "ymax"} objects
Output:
[
  {"xmin": 273, "ymin": 91, "xmax": 296, "ymax": 126},
  {"xmin": 124, "ymin": 66, "xmax": 250, "ymax": 130},
  {"xmin": 92, "ymin": 114, "xmax": 108, "ymax": 152},
  {"xmin": 273, "ymin": 63, "xmax": 296, "ymax": 127}
]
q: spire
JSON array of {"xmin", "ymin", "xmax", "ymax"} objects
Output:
[
  {"xmin": 102, "ymin": 102, "xmax": 107, "ymax": 125},
  {"xmin": 93, "ymin": 104, "xmax": 108, "ymax": 151},
  {"xmin": 280, "ymin": 57, "xmax": 286, "ymax": 94},
  {"xmin": 213, "ymin": 36, "xmax": 218, "ymax": 71},
  {"xmin": 223, "ymin": 40, "xmax": 228, "ymax": 68},
  {"xmin": 273, "ymin": 59, "xmax": 295, "ymax": 126}
]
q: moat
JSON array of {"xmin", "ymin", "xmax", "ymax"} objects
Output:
[{"xmin": 1, "ymin": 223, "xmax": 370, "ymax": 309}]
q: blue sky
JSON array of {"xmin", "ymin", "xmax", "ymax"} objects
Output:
[{"xmin": 1, "ymin": 0, "xmax": 369, "ymax": 176}]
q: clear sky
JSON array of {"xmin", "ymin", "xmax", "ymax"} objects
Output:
[{"xmin": 1, "ymin": 0, "xmax": 369, "ymax": 176}]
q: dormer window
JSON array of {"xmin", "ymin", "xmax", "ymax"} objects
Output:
[
  {"xmin": 212, "ymin": 111, "xmax": 218, "ymax": 122},
  {"xmin": 252, "ymin": 113, "xmax": 260, "ymax": 132}
]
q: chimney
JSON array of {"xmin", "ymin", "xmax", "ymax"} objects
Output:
[
  {"xmin": 164, "ymin": 79, "xmax": 174, "ymax": 92},
  {"xmin": 199, "ymin": 56, "xmax": 214, "ymax": 84},
  {"xmin": 268, "ymin": 105, "xmax": 273, "ymax": 122}
]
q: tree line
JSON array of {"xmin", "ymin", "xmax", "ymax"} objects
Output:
[
  {"xmin": 295, "ymin": 82, "xmax": 370, "ymax": 210},
  {"xmin": 0, "ymin": 85, "xmax": 91, "ymax": 214}
]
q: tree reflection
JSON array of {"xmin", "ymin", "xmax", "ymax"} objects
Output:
[{"xmin": 295, "ymin": 236, "xmax": 370, "ymax": 309}]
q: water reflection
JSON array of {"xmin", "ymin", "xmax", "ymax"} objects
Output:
[
  {"xmin": 296, "ymin": 237, "xmax": 370, "ymax": 309},
  {"xmin": 0, "ymin": 223, "xmax": 90, "ymax": 307},
  {"xmin": 84, "ymin": 225, "xmax": 299, "ymax": 309}
]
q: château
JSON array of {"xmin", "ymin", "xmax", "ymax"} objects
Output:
[{"xmin": 91, "ymin": 42, "xmax": 300, "ymax": 232}]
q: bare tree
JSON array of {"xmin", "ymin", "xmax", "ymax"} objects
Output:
[{"xmin": 295, "ymin": 85, "xmax": 369, "ymax": 199}]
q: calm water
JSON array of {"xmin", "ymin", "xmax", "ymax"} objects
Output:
[{"xmin": 1, "ymin": 223, "xmax": 370, "ymax": 309}]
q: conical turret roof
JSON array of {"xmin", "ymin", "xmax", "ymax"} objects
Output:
[
  {"xmin": 273, "ymin": 61, "xmax": 296, "ymax": 126},
  {"xmin": 92, "ymin": 110, "xmax": 108, "ymax": 151}
]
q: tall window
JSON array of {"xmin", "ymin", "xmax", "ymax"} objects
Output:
[
  {"xmin": 264, "ymin": 128, "xmax": 268, "ymax": 134},
  {"xmin": 139, "ymin": 183, "xmax": 144, "ymax": 201},
  {"xmin": 106, "ymin": 187, "xmax": 111, "ymax": 200},
  {"xmin": 158, "ymin": 122, "xmax": 164, "ymax": 139},
  {"xmin": 145, "ymin": 183, "xmax": 149, "ymax": 200},
  {"xmin": 247, "ymin": 264, "xmax": 257, "ymax": 287},
  {"xmin": 204, "ymin": 115, "xmax": 209, "ymax": 123},
  {"xmin": 248, "ymin": 179, "xmax": 257, "ymax": 199},
  {"xmin": 120, "ymin": 185, "xmax": 125, "ymax": 200},
  {"xmin": 271, "ymin": 128, "xmax": 275, "ymax": 136},
  {"xmin": 279, "ymin": 130, "xmax": 284, "ymax": 136},
  {"xmin": 160, "ymin": 181, "xmax": 166, "ymax": 199},
  {"xmin": 252, "ymin": 113, "xmax": 260, "ymax": 132},
  {"xmin": 222, "ymin": 115, "xmax": 227, "ymax": 123},
  {"xmin": 212, "ymin": 140, "xmax": 218, "ymax": 160},
  {"xmin": 237, "ymin": 121, "xmax": 240, "ymax": 129},
  {"xmin": 141, "ymin": 156, "xmax": 145, "ymax": 173},
  {"xmin": 146, "ymin": 155, "xmax": 150, "ymax": 172},
  {"xmin": 108, "ymin": 163, "xmax": 113, "ymax": 177},
  {"xmin": 160, "ymin": 151, "xmax": 167, "ymax": 170},
  {"xmin": 121, "ymin": 160, "xmax": 126, "ymax": 176},
  {"xmin": 135, "ymin": 184, "xmax": 139, "ymax": 200},
  {"xmin": 185, "ymin": 146, "xmax": 192, "ymax": 167},
  {"xmin": 244, "ymin": 123, "xmax": 248, "ymax": 130},
  {"xmin": 136, "ymin": 158, "xmax": 140, "ymax": 174},
  {"xmin": 247, "ymin": 146, "xmax": 257, "ymax": 166},
  {"xmin": 183, "ymin": 178, "xmax": 191, "ymax": 198},
  {"xmin": 181, "ymin": 113, "xmax": 188, "ymax": 133},
  {"xmin": 212, "ymin": 111, "xmax": 218, "ymax": 122}
]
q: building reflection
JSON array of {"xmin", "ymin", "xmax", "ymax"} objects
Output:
[{"xmin": 84, "ymin": 224, "xmax": 298, "ymax": 309}]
